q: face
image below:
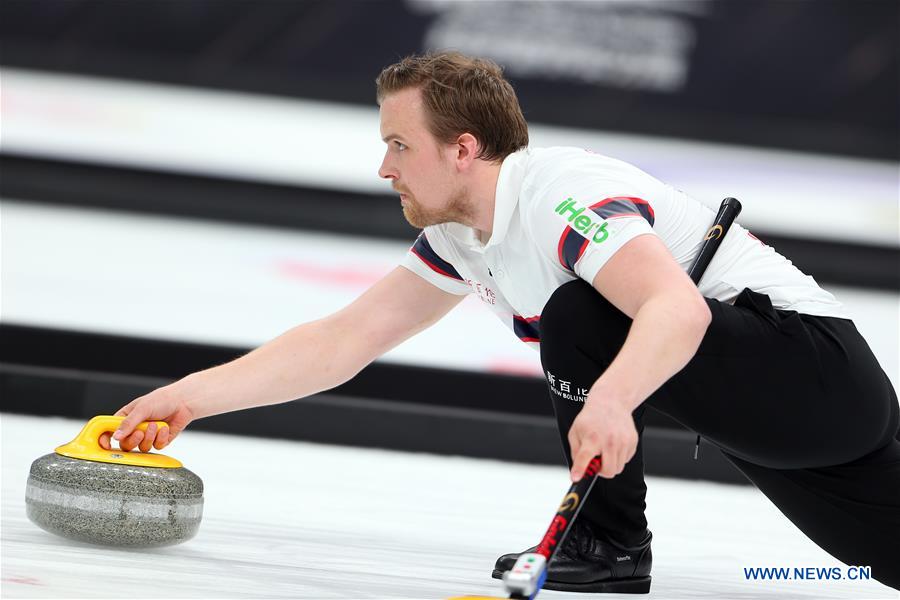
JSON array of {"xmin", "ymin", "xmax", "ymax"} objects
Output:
[{"xmin": 378, "ymin": 88, "xmax": 470, "ymax": 228}]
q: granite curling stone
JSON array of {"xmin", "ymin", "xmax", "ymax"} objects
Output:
[{"xmin": 26, "ymin": 415, "xmax": 203, "ymax": 547}]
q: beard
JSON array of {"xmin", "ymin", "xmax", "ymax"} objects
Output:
[{"xmin": 401, "ymin": 188, "xmax": 471, "ymax": 229}]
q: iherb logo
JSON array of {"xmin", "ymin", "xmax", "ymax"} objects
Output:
[{"xmin": 554, "ymin": 198, "xmax": 610, "ymax": 244}]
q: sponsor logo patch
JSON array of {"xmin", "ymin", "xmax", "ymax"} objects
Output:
[{"xmin": 554, "ymin": 198, "xmax": 611, "ymax": 244}]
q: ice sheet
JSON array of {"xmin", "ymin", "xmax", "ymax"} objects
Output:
[{"xmin": 2, "ymin": 414, "xmax": 896, "ymax": 599}]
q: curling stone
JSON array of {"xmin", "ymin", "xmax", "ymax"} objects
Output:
[{"xmin": 26, "ymin": 415, "xmax": 203, "ymax": 547}]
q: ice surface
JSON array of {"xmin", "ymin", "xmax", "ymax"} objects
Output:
[{"xmin": 2, "ymin": 414, "xmax": 896, "ymax": 599}]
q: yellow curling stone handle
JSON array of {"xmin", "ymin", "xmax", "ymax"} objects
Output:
[{"xmin": 55, "ymin": 415, "xmax": 183, "ymax": 468}]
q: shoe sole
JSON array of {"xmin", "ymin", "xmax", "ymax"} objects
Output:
[{"xmin": 491, "ymin": 570, "xmax": 651, "ymax": 594}]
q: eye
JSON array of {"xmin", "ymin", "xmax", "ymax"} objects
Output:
[{"xmin": 394, "ymin": 141, "xmax": 407, "ymax": 151}]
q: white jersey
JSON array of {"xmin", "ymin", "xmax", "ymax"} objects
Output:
[{"xmin": 401, "ymin": 147, "xmax": 849, "ymax": 349}]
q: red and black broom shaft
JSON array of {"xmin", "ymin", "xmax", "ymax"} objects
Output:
[{"xmin": 534, "ymin": 456, "xmax": 603, "ymax": 562}]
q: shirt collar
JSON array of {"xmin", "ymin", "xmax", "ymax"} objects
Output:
[{"xmin": 448, "ymin": 148, "xmax": 529, "ymax": 251}]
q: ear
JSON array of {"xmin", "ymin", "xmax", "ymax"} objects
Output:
[{"xmin": 454, "ymin": 133, "xmax": 480, "ymax": 170}]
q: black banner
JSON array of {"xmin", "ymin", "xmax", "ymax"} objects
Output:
[{"xmin": 1, "ymin": 0, "xmax": 896, "ymax": 158}]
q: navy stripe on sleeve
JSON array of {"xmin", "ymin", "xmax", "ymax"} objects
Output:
[
  {"xmin": 557, "ymin": 229, "xmax": 589, "ymax": 272},
  {"xmin": 591, "ymin": 196, "xmax": 655, "ymax": 225},
  {"xmin": 410, "ymin": 233, "xmax": 464, "ymax": 281},
  {"xmin": 513, "ymin": 314, "xmax": 541, "ymax": 343}
]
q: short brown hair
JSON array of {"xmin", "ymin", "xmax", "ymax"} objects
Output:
[{"xmin": 376, "ymin": 51, "xmax": 528, "ymax": 163}]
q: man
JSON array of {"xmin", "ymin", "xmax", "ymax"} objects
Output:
[{"xmin": 102, "ymin": 52, "xmax": 899, "ymax": 592}]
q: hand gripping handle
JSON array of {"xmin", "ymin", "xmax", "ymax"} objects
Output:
[{"xmin": 54, "ymin": 415, "xmax": 183, "ymax": 468}]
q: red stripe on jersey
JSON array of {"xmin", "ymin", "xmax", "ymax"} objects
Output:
[
  {"xmin": 576, "ymin": 237, "xmax": 590, "ymax": 262},
  {"xmin": 557, "ymin": 229, "xmax": 568, "ymax": 268},
  {"xmin": 514, "ymin": 314, "xmax": 542, "ymax": 323}
]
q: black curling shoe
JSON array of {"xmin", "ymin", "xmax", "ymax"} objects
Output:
[{"xmin": 492, "ymin": 521, "xmax": 652, "ymax": 594}]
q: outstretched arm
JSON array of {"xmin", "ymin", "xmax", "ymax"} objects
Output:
[{"xmin": 101, "ymin": 266, "xmax": 464, "ymax": 451}]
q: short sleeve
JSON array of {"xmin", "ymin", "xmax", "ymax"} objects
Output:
[
  {"xmin": 400, "ymin": 231, "xmax": 472, "ymax": 295},
  {"xmin": 528, "ymin": 193, "xmax": 658, "ymax": 284}
]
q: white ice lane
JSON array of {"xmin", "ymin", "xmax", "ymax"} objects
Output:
[
  {"xmin": 2, "ymin": 200, "xmax": 898, "ymax": 385},
  {"xmin": 2, "ymin": 415, "xmax": 896, "ymax": 599}
]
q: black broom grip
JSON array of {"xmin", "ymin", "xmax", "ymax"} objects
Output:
[{"xmin": 688, "ymin": 197, "xmax": 742, "ymax": 284}]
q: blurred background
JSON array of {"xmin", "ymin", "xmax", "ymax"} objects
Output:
[{"xmin": 2, "ymin": 0, "xmax": 898, "ymax": 483}]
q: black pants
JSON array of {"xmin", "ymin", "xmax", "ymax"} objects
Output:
[{"xmin": 540, "ymin": 280, "xmax": 900, "ymax": 589}]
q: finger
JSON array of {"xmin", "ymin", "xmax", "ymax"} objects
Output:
[
  {"xmin": 571, "ymin": 445, "xmax": 596, "ymax": 482},
  {"xmin": 611, "ymin": 451, "xmax": 624, "ymax": 477},
  {"xmin": 138, "ymin": 423, "xmax": 157, "ymax": 453},
  {"xmin": 624, "ymin": 441, "xmax": 637, "ymax": 465},
  {"xmin": 568, "ymin": 434, "xmax": 582, "ymax": 480},
  {"xmin": 567, "ymin": 427, "xmax": 579, "ymax": 456},
  {"xmin": 114, "ymin": 398, "xmax": 151, "ymax": 443},
  {"xmin": 120, "ymin": 430, "xmax": 144, "ymax": 453},
  {"xmin": 107, "ymin": 399, "xmax": 139, "ymax": 446},
  {"xmin": 154, "ymin": 426, "xmax": 170, "ymax": 450},
  {"xmin": 599, "ymin": 442, "xmax": 619, "ymax": 478}
]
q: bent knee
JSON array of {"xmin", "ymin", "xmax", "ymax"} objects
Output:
[{"xmin": 541, "ymin": 279, "xmax": 631, "ymax": 349}]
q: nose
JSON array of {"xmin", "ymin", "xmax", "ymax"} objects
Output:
[{"xmin": 378, "ymin": 150, "xmax": 397, "ymax": 181}]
